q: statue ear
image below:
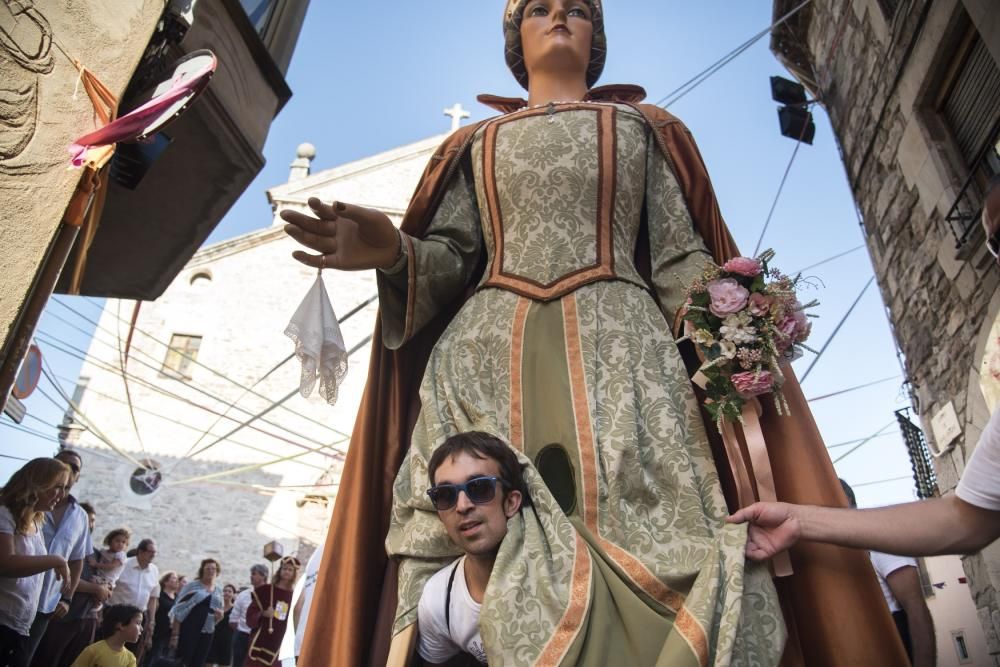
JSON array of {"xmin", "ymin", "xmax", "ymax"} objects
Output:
[{"xmin": 504, "ymin": 489, "xmax": 523, "ymax": 518}]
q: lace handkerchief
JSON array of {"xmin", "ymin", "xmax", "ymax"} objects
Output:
[{"xmin": 284, "ymin": 273, "xmax": 348, "ymax": 405}]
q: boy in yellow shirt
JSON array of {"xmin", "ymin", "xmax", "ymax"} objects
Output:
[{"xmin": 71, "ymin": 604, "xmax": 142, "ymax": 667}]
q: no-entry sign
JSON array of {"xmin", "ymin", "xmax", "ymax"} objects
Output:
[{"xmin": 12, "ymin": 345, "xmax": 41, "ymax": 400}]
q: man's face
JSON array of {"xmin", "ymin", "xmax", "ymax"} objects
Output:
[
  {"xmin": 55, "ymin": 452, "xmax": 82, "ymax": 491},
  {"xmin": 432, "ymin": 452, "xmax": 522, "ymax": 559},
  {"xmin": 137, "ymin": 541, "xmax": 156, "ymax": 568},
  {"xmin": 250, "ymin": 569, "xmax": 266, "ymax": 588}
]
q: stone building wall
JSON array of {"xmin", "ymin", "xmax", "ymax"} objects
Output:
[
  {"xmin": 0, "ymin": 2, "xmax": 161, "ymax": 355},
  {"xmin": 771, "ymin": 0, "xmax": 1000, "ymax": 661}
]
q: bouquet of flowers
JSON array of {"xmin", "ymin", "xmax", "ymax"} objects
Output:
[{"xmin": 678, "ymin": 249, "xmax": 817, "ymax": 426}]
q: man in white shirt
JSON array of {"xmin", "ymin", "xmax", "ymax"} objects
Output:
[
  {"xmin": 840, "ymin": 480, "xmax": 935, "ymax": 667},
  {"xmin": 417, "ymin": 432, "xmax": 526, "ymax": 665},
  {"xmin": 230, "ymin": 563, "xmax": 269, "ymax": 667},
  {"xmin": 108, "ymin": 538, "xmax": 160, "ymax": 656}
]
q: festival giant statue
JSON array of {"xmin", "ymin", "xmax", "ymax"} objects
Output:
[{"xmin": 284, "ymin": 1, "xmax": 908, "ymax": 665}]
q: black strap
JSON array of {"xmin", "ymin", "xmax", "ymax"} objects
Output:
[{"xmin": 444, "ymin": 559, "xmax": 461, "ymax": 634}]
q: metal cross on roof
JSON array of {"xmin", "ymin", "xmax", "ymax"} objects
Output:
[{"xmin": 443, "ymin": 103, "xmax": 470, "ymax": 132}]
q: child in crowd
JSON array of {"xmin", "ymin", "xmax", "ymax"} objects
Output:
[
  {"xmin": 70, "ymin": 603, "xmax": 142, "ymax": 667},
  {"xmin": 87, "ymin": 528, "xmax": 130, "ymax": 612}
]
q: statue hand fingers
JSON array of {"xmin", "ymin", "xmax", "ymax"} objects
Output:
[{"xmin": 292, "ymin": 251, "xmax": 328, "ymax": 269}]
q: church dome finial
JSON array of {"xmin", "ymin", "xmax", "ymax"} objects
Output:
[
  {"xmin": 289, "ymin": 143, "xmax": 316, "ymax": 182},
  {"xmin": 297, "ymin": 142, "xmax": 316, "ymax": 160}
]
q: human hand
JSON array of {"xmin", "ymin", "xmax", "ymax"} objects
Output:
[
  {"xmin": 52, "ymin": 600, "xmax": 70, "ymax": 619},
  {"xmin": 726, "ymin": 502, "xmax": 802, "ymax": 561},
  {"xmin": 261, "ymin": 607, "xmax": 274, "ymax": 619},
  {"xmin": 281, "ymin": 198, "xmax": 399, "ymax": 271},
  {"xmin": 94, "ymin": 583, "xmax": 113, "ymax": 603},
  {"xmin": 213, "ymin": 608, "xmax": 224, "ymax": 622},
  {"xmin": 51, "ymin": 556, "xmax": 71, "ymax": 593}
]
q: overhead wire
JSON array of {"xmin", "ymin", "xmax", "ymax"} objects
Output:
[
  {"xmin": 850, "ymin": 475, "xmax": 913, "ymax": 489},
  {"xmin": 806, "ymin": 375, "xmax": 901, "ymax": 402},
  {"xmin": 34, "ymin": 325, "xmax": 349, "ymax": 455},
  {"xmin": 798, "ymin": 275, "xmax": 875, "ymax": 383},
  {"xmin": 654, "ymin": 0, "xmax": 813, "ymax": 109},
  {"xmin": 34, "ymin": 334, "xmax": 347, "ymax": 464},
  {"xmin": 790, "ymin": 244, "xmax": 865, "ymax": 275},
  {"xmin": 47, "ymin": 375, "xmax": 329, "ymax": 473},
  {"xmin": 160, "ymin": 292, "xmax": 377, "ymax": 470},
  {"xmin": 114, "ymin": 300, "xmax": 152, "ymax": 463},
  {"xmin": 54, "ymin": 296, "xmax": 354, "ymax": 441},
  {"xmin": 33, "ymin": 379, "xmax": 144, "ymax": 468},
  {"xmin": 752, "ymin": 129, "xmax": 807, "ymax": 257},
  {"xmin": 825, "ymin": 430, "xmax": 899, "ymax": 450},
  {"xmin": 832, "ymin": 420, "xmax": 897, "ymax": 464}
]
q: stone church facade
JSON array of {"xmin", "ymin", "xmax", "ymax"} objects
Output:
[
  {"xmin": 771, "ymin": 0, "xmax": 999, "ymax": 661},
  {"xmin": 64, "ymin": 128, "xmax": 452, "ymax": 582}
]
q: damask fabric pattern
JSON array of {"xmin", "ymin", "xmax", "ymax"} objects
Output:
[{"xmin": 381, "ymin": 104, "xmax": 785, "ymax": 665}]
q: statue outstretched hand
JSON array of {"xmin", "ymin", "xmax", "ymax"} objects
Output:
[
  {"xmin": 281, "ymin": 197, "xmax": 400, "ymax": 271},
  {"xmin": 726, "ymin": 502, "xmax": 802, "ymax": 561}
]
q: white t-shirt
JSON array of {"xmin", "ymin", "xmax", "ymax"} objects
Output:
[
  {"xmin": 0, "ymin": 507, "xmax": 47, "ymax": 635},
  {"xmin": 417, "ymin": 557, "xmax": 486, "ymax": 664},
  {"xmin": 294, "ymin": 539, "xmax": 323, "ymax": 656},
  {"xmin": 231, "ymin": 587, "xmax": 253, "ymax": 634},
  {"xmin": 108, "ymin": 557, "xmax": 160, "ymax": 607},
  {"xmin": 956, "ymin": 408, "xmax": 1000, "ymax": 510},
  {"xmin": 869, "ymin": 551, "xmax": 917, "ymax": 613}
]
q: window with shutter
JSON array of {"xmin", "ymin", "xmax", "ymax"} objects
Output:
[{"xmin": 938, "ymin": 20, "xmax": 1000, "ymax": 248}]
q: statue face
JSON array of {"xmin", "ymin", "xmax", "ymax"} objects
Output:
[{"xmin": 519, "ymin": 0, "xmax": 593, "ymax": 84}]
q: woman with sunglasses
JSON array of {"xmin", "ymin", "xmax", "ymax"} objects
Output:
[
  {"xmin": 287, "ymin": 1, "xmax": 905, "ymax": 664},
  {"xmin": 0, "ymin": 458, "xmax": 72, "ymax": 666},
  {"xmin": 245, "ymin": 556, "xmax": 300, "ymax": 666}
]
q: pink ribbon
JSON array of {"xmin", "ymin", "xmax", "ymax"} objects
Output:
[
  {"xmin": 720, "ymin": 399, "xmax": 794, "ymax": 578},
  {"xmin": 69, "ymin": 55, "xmax": 216, "ymax": 166}
]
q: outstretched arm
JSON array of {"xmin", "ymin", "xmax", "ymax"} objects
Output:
[{"xmin": 727, "ymin": 494, "xmax": 1000, "ymax": 558}]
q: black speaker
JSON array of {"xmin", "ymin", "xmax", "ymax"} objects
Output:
[{"xmin": 777, "ymin": 106, "xmax": 815, "ymax": 145}]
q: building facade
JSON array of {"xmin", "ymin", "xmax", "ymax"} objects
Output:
[
  {"xmin": 1, "ymin": 0, "xmax": 308, "ymax": 414},
  {"xmin": 771, "ymin": 0, "xmax": 999, "ymax": 660},
  {"xmin": 65, "ymin": 129, "xmax": 452, "ymax": 580}
]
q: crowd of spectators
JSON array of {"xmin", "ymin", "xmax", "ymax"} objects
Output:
[{"xmin": 0, "ymin": 449, "xmax": 307, "ymax": 667}]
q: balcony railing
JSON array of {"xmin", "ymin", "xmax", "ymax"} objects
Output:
[{"xmin": 945, "ymin": 115, "xmax": 1000, "ymax": 249}]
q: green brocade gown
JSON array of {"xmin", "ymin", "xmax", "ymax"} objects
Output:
[{"xmin": 380, "ymin": 102, "xmax": 786, "ymax": 666}]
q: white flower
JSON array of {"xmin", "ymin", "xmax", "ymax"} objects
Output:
[
  {"xmin": 718, "ymin": 340, "xmax": 737, "ymax": 359},
  {"xmin": 720, "ymin": 315, "xmax": 758, "ymax": 345}
]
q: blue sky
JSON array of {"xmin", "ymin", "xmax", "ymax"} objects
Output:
[{"xmin": 4, "ymin": 2, "xmax": 920, "ymax": 508}]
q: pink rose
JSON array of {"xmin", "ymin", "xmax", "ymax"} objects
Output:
[
  {"xmin": 722, "ymin": 257, "xmax": 763, "ymax": 277},
  {"xmin": 748, "ymin": 292, "xmax": 770, "ymax": 317},
  {"xmin": 731, "ymin": 370, "xmax": 774, "ymax": 397},
  {"xmin": 707, "ymin": 278, "xmax": 749, "ymax": 318},
  {"xmin": 775, "ymin": 316, "xmax": 797, "ymax": 352}
]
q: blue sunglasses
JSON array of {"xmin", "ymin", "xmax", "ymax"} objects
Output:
[{"xmin": 426, "ymin": 476, "xmax": 508, "ymax": 511}]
